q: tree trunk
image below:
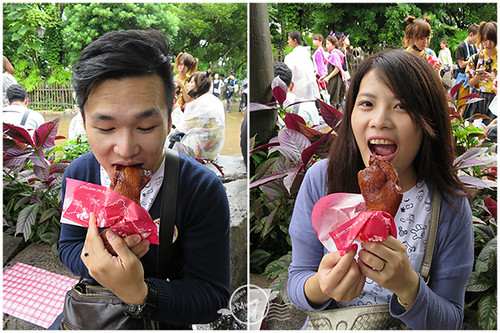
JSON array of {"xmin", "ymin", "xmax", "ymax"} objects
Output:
[{"xmin": 249, "ymin": 3, "xmax": 277, "ymax": 148}]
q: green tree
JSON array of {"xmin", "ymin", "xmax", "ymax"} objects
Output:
[
  {"xmin": 268, "ymin": 3, "xmax": 497, "ymax": 55},
  {"xmin": 3, "ymin": 3, "xmax": 62, "ymax": 81},
  {"xmin": 61, "ymin": 3, "xmax": 181, "ymax": 65},
  {"xmin": 174, "ymin": 3, "xmax": 247, "ymax": 78}
]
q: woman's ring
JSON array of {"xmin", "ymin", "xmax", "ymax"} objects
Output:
[{"xmin": 379, "ymin": 262, "xmax": 386, "ymax": 272}]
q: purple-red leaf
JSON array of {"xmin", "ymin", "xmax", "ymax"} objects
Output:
[
  {"xmin": 465, "ymin": 97, "xmax": 485, "ymax": 105},
  {"xmin": 459, "ymin": 93, "xmax": 482, "ymax": 101},
  {"xmin": 271, "ymin": 76, "xmax": 288, "ymax": 106},
  {"xmin": 3, "ymin": 123, "xmax": 35, "ymax": 146},
  {"xmin": 34, "ymin": 118, "xmax": 60, "ymax": 150},
  {"xmin": 277, "ymin": 129, "xmax": 310, "ymax": 163},
  {"xmin": 283, "ymin": 113, "xmax": 306, "ymax": 132},
  {"xmin": 249, "ymin": 102, "xmax": 277, "ymax": 112},
  {"xmin": 317, "ymin": 99, "xmax": 342, "ymax": 131},
  {"xmin": 249, "ymin": 172, "xmax": 288, "ymax": 189},
  {"xmin": 301, "ymin": 130, "xmax": 334, "ymax": 165},
  {"xmin": 450, "ymin": 82, "xmax": 462, "ymax": 98}
]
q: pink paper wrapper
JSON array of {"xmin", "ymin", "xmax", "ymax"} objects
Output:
[
  {"xmin": 62, "ymin": 178, "xmax": 158, "ymax": 244},
  {"xmin": 311, "ymin": 193, "xmax": 397, "ymax": 252}
]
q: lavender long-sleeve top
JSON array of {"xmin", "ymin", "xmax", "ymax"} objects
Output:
[{"xmin": 288, "ymin": 159, "xmax": 474, "ymax": 330}]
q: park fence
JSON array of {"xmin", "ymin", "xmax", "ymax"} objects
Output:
[{"xmin": 27, "ymin": 80, "xmax": 75, "ymax": 111}]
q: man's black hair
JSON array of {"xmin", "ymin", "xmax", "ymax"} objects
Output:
[
  {"xmin": 72, "ymin": 29, "xmax": 175, "ymax": 120},
  {"xmin": 6, "ymin": 84, "xmax": 27, "ymax": 103},
  {"xmin": 273, "ymin": 62, "xmax": 292, "ymax": 87}
]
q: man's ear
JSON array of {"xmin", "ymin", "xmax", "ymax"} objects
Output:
[
  {"xmin": 24, "ymin": 98, "xmax": 29, "ymax": 106},
  {"xmin": 289, "ymin": 82, "xmax": 294, "ymax": 93}
]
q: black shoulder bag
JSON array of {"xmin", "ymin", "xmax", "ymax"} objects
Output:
[{"xmin": 59, "ymin": 149, "xmax": 180, "ymax": 330}]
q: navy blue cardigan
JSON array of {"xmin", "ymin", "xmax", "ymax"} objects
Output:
[{"xmin": 58, "ymin": 152, "xmax": 230, "ymax": 326}]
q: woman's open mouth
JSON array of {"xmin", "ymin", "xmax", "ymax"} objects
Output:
[{"xmin": 368, "ymin": 138, "xmax": 397, "ymax": 160}]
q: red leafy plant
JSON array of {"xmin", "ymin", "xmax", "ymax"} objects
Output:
[
  {"xmin": 3, "ymin": 119, "xmax": 68, "ymax": 249},
  {"xmin": 249, "ymin": 76, "xmax": 342, "ymax": 300}
]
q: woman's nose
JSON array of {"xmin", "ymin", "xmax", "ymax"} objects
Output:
[{"xmin": 370, "ymin": 106, "xmax": 393, "ymax": 130}]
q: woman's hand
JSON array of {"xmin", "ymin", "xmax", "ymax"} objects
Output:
[
  {"xmin": 358, "ymin": 236, "xmax": 420, "ymax": 308},
  {"xmin": 319, "ymin": 75, "xmax": 329, "ymax": 83},
  {"xmin": 81, "ymin": 213, "xmax": 148, "ymax": 305},
  {"xmin": 101, "ymin": 229, "xmax": 150, "ymax": 259},
  {"xmin": 480, "ymin": 71, "xmax": 496, "ymax": 83},
  {"xmin": 305, "ymin": 245, "xmax": 365, "ymax": 306},
  {"xmin": 173, "ymin": 76, "xmax": 182, "ymax": 86}
]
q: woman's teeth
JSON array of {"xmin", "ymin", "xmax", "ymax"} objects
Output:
[{"xmin": 369, "ymin": 139, "xmax": 393, "ymax": 145}]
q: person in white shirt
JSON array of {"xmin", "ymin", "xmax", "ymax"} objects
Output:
[
  {"xmin": 274, "ymin": 62, "xmax": 321, "ymax": 126},
  {"xmin": 3, "ymin": 84, "xmax": 45, "ymax": 131},
  {"xmin": 172, "ymin": 70, "xmax": 225, "ymax": 160},
  {"xmin": 284, "ymin": 30, "xmax": 320, "ymax": 101},
  {"xmin": 438, "ymin": 39, "xmax": 455, "ymax": 89}
]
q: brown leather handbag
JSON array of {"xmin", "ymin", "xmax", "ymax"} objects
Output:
[{"xmin": 59, "ymin": 149, "xmax": 180, "ymax": 330}]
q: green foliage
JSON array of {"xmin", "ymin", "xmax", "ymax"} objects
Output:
[
  {"xmin": 53, "ymin": 134, "xmax": 91, "ymax": 163},
  {"xmin": 3, "ymin": 3, "xmax": 248, "ymax": 90},
  {"xmin": 61, "ymin": 3, "xmax": 181, "ymax": 65},
  {"xmin": 268, "ymin": 3, "xmax": 497, "ymax": 54},
  {"xmin": 174, "ymin": 3, "xmax": 247, "ymax": 77}
]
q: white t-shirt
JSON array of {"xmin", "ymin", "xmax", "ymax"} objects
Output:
[
  {"xmin": 341, "ymin": 181, "xmax": 432, "ymax": 307},
  {"xmin": 3, "ymin": 104, "xmax": 45, "ymax": 131}
]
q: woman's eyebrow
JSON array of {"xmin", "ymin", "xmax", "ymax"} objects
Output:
[{"xmin": 357, "ymin": 92, "xmax": 376, "ymax": 99}]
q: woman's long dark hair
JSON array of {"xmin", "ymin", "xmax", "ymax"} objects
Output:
[
  {"xmin": 326, "ymin": 49, "xmax": 467, "ymax": 198},
  {"xmin": 289, "ymin": 30, "xmax": 307, "ymax": 46}
]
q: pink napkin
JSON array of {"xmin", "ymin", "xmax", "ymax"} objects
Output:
[
  {"xmin": 62, "ymin": 178, "xmax": 158, "ymax": 244},
  {"xmin": 3, "ymin": 262, "xmax": 78, "ymax": 328},
  {"xmin": 311, "ymin": 193, "xmax": 397, "ymax": 252}
]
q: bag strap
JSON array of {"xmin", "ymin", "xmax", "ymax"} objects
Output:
[
  {"xmin": 20, "ymin": 109, "xmax": 30, "ymax": 126},
  {"xmin": 419, "ymin": 188, "xmax": 441, "ymax": 283},
  {"xmin": 157, "ymin": 149, "xmax": 180, "ymax": 280}
]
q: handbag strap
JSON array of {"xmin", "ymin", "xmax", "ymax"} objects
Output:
[
  {"xmin": 20, "ymin": 109, "xmax": 30, "ymax": 126},
  {"xmin": 419, "ymin": 188, "xmax": 441, "ymax": 283},
  {"xmin": 157, "ymin": 149, "xmax": 180, "ymax": 280}
]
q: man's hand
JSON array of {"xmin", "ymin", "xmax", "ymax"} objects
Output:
[
  {"xmin": 81, "ymin": 213, "xmax": 147, "ymax": 305},
  {"xmin": 101, "ymin": 229, "xmax": 150, "ymax": 259}
]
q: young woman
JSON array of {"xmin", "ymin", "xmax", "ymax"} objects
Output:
[
  {"xmin": 312, "ymin": 33, "xmax": 328, "ymax": 91},
  {"xmin": 463, "ymin": 21, "xmax": 497, "ymax": 126},
  {"xmin": 284, "ymin": 30, "xmax": 320, "ymax": 101},
  {"xmin": 176, "ymin": 70, "xmax": 225, "ymax": 160},
  {"xmin": 288, "ymin": 50, "xmax": 473, "ymax": 330},
  {"xmin": 403, "ymin": 16, "xmax": 441, "ymax": 72},
  {"xmin": 173, "ymin": 52, "xmax": 199, "ymax": 111},
  {"xmin": 320, "ymin": 34, "xmax": 346, "ymax": 110},
  {"xmin": 438, "ymin": 39, "xmax": 455, "ymax": 88}
]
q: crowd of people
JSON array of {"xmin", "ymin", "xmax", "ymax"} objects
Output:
[
  {"xmin": 168, "ymin": 50, "xmax": 247, "ymax": 161},
  {"xmin": 275, "ymin": 18, "xmax": 496, "ymax": 139}
]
